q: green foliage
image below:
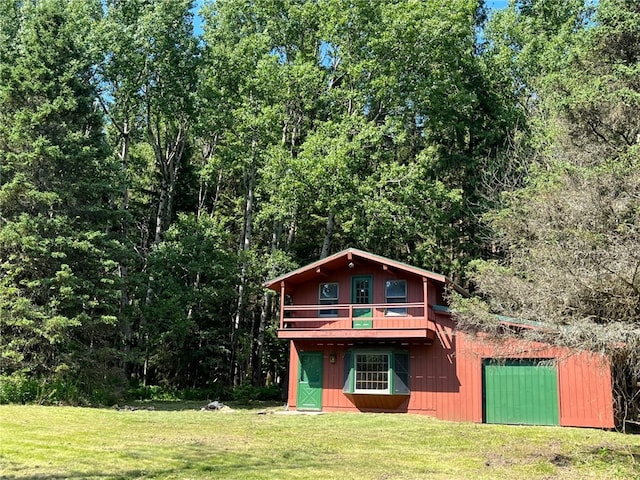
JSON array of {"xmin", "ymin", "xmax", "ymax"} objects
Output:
[
  {"xmin": 230, "ymin": 382, "xmax": 282, "ymax": 403},
  {"xmin": 0, "ymin": 371, "xmax": 124, "ymax": 406},
  {"xmin": 0, "ymin": 0, "xmax": 123, "ymax": 402},
  {"xmin": 126, "ymin": 384, "xmax": 181, "ymax": 402},
  {"xmin": 0, "ymin": 374, "xmax": 40, "ymax": 404},
  {"xmin": 125, "ymin": 382, "xmax": 235, "ymax": 402},
  {"xmin": 142, "ymin": 214, "xmax": 238, "ymax": 387}
]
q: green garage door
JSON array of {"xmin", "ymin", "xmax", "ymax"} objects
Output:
[{"xmin": 483, "ymin": 359, "xmax": 559, "ymax": 426}]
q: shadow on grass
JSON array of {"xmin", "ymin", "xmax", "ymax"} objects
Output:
[
  {"xmin": 585, "ymin": 444, "xmax": 640, "ymax": 464},
  {"xmin": 2, "ymin": 441, "xmax": 336, "ymax": 480},
  {"xmin": 120, "ymin": 400, "xmax": 286, "ymax": 412}
]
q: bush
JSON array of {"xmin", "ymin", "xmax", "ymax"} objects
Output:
[
  {"xmin": 180, "ymin": 386, "xmax": 227, "ymax": 401},
  {"xmin": 44, "ymin": 378, "xmax": 80, "ymax": 405},
  {"xmin": 1, "ymin": 375, "xmax": 284, "ymax": 406},
  {"xmin": 126, "ymin": 383, "xmax": 229, "ymax": 402},
  {"xmin": 0, "ymin": 375, "xmax": 40, "ymax": 404},
  {"xmin": 0, "ymin": 372, "xmax": 129, "ymax": 406},
  {"xmin": 230, "ymin": 383, "xmax": 282, "ymax": 403},
  {"xmin": 126, "ymin": 384, "xmax": 178, "ymax": 401},
  {"xmin": 0, "ymin": 374, "xmax": 82, "ymax": 405}
]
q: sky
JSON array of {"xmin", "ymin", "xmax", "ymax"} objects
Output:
[
  {"xmin": 486, "ymin": 0, "xmax": 510, "ymax": 9},
  {"xmin": 192, "ymin": 0, "xmax": 511, "ymax": 35}
]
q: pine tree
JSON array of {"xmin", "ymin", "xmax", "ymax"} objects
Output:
[{"xmin": 0, "ymin": 0, "xmax": 123, "ymax": 402}]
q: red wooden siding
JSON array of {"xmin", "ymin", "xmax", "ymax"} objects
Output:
[
  {"xmin": 287, "ymin": 315, "xmax": 614, "ymax": 428},
  {"xmin": 450, "ymin": 321, "xmax": 614, "ymax": 427},
  {"xmin": 287, "ymin": 341, "xmax": 299, "ymax": 409},
  {"xmin": 557, "ymin": 352, "xmax": 614, "ymax": 428}
]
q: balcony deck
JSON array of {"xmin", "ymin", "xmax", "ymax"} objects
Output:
[{"xmin": 277, "ymin": 303, "xmax": 436, "ymax": 340}]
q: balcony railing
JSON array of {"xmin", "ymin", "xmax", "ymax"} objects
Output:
[{"xmin": 278, "ymin": 302, "xmax": 434, "ymax": 339}]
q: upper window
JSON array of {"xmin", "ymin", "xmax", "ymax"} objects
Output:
[
  {"xmin": 385, "ymin": 279, "xmax": 407, "ymax": 316},
  {"xmin": 319, "ymin": 282, "xmax": 339, "ymax": 317}
]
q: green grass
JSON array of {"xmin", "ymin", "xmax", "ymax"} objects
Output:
[{"xmin": 1, "ymin": 403, "xmax": 639, "ymax": 479}]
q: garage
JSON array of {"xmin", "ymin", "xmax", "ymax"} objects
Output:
[{"xmin": 483, "ymin": 359, "xmax": 560, "ymax": 426}]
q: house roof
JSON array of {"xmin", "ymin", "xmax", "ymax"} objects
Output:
[{"xmin": 265, "ymin": 248, "xmax": 467, "ymax": 295}]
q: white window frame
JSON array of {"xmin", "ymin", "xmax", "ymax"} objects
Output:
[
  {"xmin": 318, "ymin": 282, "xmax": 339, "ymax": 317},
  {"xmin": 354, "ymin": 352, "xmax": 390, "ymax": 394},
  {"xmin": 385, "ymin": 279, "xmax": 407, "ymax": 316}
]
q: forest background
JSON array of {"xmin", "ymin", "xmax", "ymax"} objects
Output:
[{"xmin": 1, "ymin": 0, "xmax": 639, "ymax": 421}]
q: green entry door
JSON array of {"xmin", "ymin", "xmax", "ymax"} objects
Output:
[
  {"xmin": 483, "ymin": 359, "xmax": 559, "ymax": 426},
  {"xmin": 351, "ymin": 275, "xmax": 373, "ymax": 328},
  {"xmin": 297, "ymin": 352, "xmax": 323, "ymax": 411}
]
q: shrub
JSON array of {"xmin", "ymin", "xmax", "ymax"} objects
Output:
[
  {"xmin": 230, "ymin": 383, "xmax": 282, "ymax": 403},
  {"xmin": 126, "ymin": 384, "xmax": 178, "ymax": 401},
  {"xmin": 0, "ymin": 374, "xmax": 39, "ymax": 404}
]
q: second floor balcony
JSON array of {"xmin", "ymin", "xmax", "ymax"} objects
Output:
[{"xmin": 277, "ymin": 302, "xmax": 438, "ymax": 340}]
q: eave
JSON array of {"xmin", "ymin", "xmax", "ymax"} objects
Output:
[
  {"xmin": 277, "ymin": 327, "xmax": 436, "ymax": 341},
  {"xmin": 265, "ymin": 248, "xmax": 467, "ymax": 295}
]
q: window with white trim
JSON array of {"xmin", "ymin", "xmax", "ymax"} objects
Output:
[
  {"xmin": 385, "ymin": 279, "xmax": 407, "ymax": 316},
  {"xmin": 318, "ymin": 282, "xmax": 339, "ymax": 317},
  {"xmin": 343, "ymin": 350, "xmax": 410, "ymax": 395},
  {"xmin": 355, "ymin": 353, "xmax": 389, "ymax": 393}
]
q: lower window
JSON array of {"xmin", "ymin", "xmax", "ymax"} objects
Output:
[
  {"xmin": 355, "ymin": 353, "xmax": 389, "ymax": 393},
  {"xmin": 343, "ymin": 350, "xmax": 410, "ymax": 395}
]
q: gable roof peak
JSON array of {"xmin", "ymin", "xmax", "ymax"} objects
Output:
[{"xmin": 265, "ymin": 247, "xmax": 467, "ymax": 295}]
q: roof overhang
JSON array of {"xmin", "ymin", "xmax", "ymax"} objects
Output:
[{"xmin": 265, "ymin": 248, "xmax": 467, "ymax": 295}]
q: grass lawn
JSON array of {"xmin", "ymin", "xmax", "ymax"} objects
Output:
[{"xmin": 1, "ymin": 403, "xmax": 639, "ymax": 479}]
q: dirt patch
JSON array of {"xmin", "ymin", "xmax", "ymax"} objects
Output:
[
  {"xmin": 549, "ymin": 453, "xmax": 572, "ymax": 467},
  {"xmin": 484, "ymin": 452, "xmax": 514, "ymax": 468},
  {"xmin": 485, "ymin": 450, "xmax": 573, "ymax": 469}
]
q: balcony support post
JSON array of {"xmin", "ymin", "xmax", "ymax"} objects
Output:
[
  {"xmin": 422, "ymin": 276, "xmax": 429, "ymax": 326},
  {"xmin": 279, "ymin": 281, "xmax": 286, "ymax": 329}
]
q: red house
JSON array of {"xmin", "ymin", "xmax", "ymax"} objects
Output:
[{"xmin": 266, "ymin": 248, "xmax": 614, "ymax": 428}]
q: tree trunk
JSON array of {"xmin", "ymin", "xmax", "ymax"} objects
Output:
[
  {"xmin": 320, "ymin": 212, "xmax": 335, "ymax": 259},
  {"xmin": 252, "ymin": 291, "xmax": 270, "ymax": 386},
  {"xmin": 251, "ymin": 222, "xmax": 281, "ymax": 386},
  {"xmin": 232, "ymin": 164, "xmax": 256, "ymax": 385},
  {"xmin": 147, "ymin": 106, "xmax": 187, "ymax": 244},
  {"xmin": 118, "ymin": 121, "xmax": 132, "ymax": 374}
]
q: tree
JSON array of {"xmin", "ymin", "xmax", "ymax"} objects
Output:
[
  {"xmin": 0, "ymin": 0, "xmax": 123, "ymax": 402},
  {"xmin": 97, "ymin": 0, "xmax": 200, "ymax": 250},
  {"xmin": 143, "ymin": 214, "xmax": 237, "ymax": 389},
  {"xmin": 0, "ymin": 0, "xmax": 563, "ymax": 400},
  {"xmin": 95, "ymin": 0, "xmax": 201, "ymax": 386},
  {"xmin": 254, "ymin": 0, "xmax": 521, "ymax": 276},
  {"xmin": 198, "ymin": 0, "xmax": 291, "ymax": 385},
  {"xmin": 194, "ymin": 0, "xmax": 525, "ymax": 387}
]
